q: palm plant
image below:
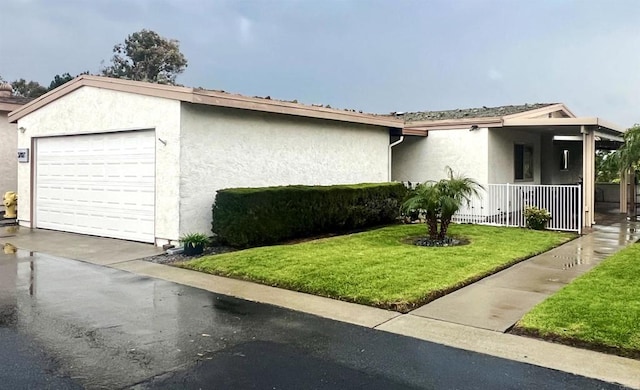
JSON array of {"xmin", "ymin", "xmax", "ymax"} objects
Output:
[
  {"xmin": 403, "ymin": 167, "xmax": 484, "ymax": 240},
  {"xmin": 619, "ymin": 124, "xmax": 640, "ymax": 173}
]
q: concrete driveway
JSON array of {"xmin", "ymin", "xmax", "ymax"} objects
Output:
[
  {"xmin": 0, "ymin": 236, "xmax": 627, "ymax": 389},
  {"xmin": 1, "ymin": 226, "xmax": 162, "ymax": 265}
]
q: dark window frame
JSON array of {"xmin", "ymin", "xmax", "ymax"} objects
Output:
[{"xmin": 514, "ymin": 144, "xmax": 534, "ymax": 181}]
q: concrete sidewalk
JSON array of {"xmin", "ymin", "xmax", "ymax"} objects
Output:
[{"xmin": 410, "ymin": 218, "xmax": 640, "ymax": 332}]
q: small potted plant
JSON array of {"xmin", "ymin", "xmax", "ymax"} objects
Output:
[
  {"xmin": 524, "ymin": 206, "xmax": 552, "ymax": 230},
  {"xmin": 180, "ymin": 232, "xmax": 210, "ymax": 256}
]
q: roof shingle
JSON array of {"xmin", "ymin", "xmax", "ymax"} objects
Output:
[
  {"xmin": 0, "ymin": 95, "xmax": 33, "ymax": 105},
  {"xmin": 402, "ymin": 103, "xmax": 558, "ymax": 122}
]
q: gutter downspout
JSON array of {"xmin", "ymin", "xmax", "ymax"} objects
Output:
[{"xmin": 388, "ymin": 136, "xmax": 404, "ymax": 181}]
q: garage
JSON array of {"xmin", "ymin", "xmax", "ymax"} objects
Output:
[
  {"xmin": 35, "ymin": 130, "xmax": 155, "ymax": 243},
  {"xmin": 9, "ymin": 76, "xmax": 400, "ymax": 246}
]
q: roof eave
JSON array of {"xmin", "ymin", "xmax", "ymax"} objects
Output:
[
  {"xmin": 503, "ymin": 103, "xmax": 575, "ymax": 119},
  {"xmin": 502, "ymin": 117, "xmax": 624, "ymax": 134},
  {"xmin": 191, "ymin": 91, "xmax": 403, "ymax": 128},
  {"xmin": 9, "ymin": 75, "xmax": 403, "ymax": 128},
  {"xmin": 9, "ymin": 75, "xmax": 195, "ymax": 123},
  {"xmin": 403, "ymin": 117, "xmax": 503, "ymax": 131}
]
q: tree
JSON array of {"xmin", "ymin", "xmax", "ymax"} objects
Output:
[
  {"xmin": 11, "ymin": 78, "xmax": 47, "ymax": 98},
  {"xmin": 595, "ymin": 149, "xmax": 621, "ymax": 183},
  {"xmin": 619, "ymin": 124, "xmax": 640, "ymax": 174},
  {"xmin": 47, "ymin": 71, "xmax": 90, "ymax": 91},
  {"xmin": 101, "ymin": 29, "xmax": 188, "ymax": 85},
  {"xmin": 403, "ymin": 167, "xmax": 484, "ymax": 240},
  {"xmin": 48, "ymin": 73, "xmax": 74, "ymax": 90}
]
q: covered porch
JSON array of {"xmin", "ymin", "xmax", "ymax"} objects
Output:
[
  {"xmin": 498, "ymin": 116, "xmax": 625, "ymax": 229},
  {"xmin": 395, "ymin": 104, "xmax": 626, "ymax": 233}
]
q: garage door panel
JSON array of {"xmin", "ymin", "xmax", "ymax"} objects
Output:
[{"xmin": 36, "ymin": 131, "xmax": 155, "ymax": 243}]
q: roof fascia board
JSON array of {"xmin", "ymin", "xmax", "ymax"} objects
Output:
[
  {"xmin": 404, "ymin": 117, "xmax": 502, "ymax": 131},
  {"xmin": 192, "ymin": 92, "xmax": 403, "ymax": 128},
  {"xmin": 503, "ymin": 117, "xmax": 624, "ymax": 133},
  {"xmin": 8, "ymin": 77, "xmax": 86, "ymax": 122},
  {"xmin": 82, "ymin": 77, "xmax": 195, "ymax": 103},
  {"xmin": 562, "ymin": 104, "xmax": 577, "ymax": 118},
  {"xmin": 595, "ymin": 130, "xmax": 624, "ymax": 142},
  {"xmin": 504, "ymin": 117, "xmax": 598, "ymax": 126},
  {"xmin": 595, "ymin": 119, "xmax": 625, "ymax": 134},
  {"xmin": 9, "ymin": 75, "xmax": 403, "ymax": 128},
  {"xmin": 503, "ymin": 103, "xmax": 575, "ymax": 119},
  {"xmin": 401, "ymin": 128, "xmax": 428, "ymax": 136}
]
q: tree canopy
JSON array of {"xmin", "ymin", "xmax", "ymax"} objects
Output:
[
  {"xmin": 101, "ymin": 29, "xmax": 188, "ymax": 85},
  {"xmin": 5, "ymin": 72, "xmax": 91, "ymax": 99},
  {"xmin": 10, "ymin": 78, "xmax": 47, "ymax": 98},
  {"xmin": 619, "ymin": 124, "xmax": 640, "ymax": 173},
  {"xmin": 47, "ymin": 71, "xmax": 91, "ymax": 91},
  {"xmin": 48, "ymin": 73, "xmax": 74, "ymax": 90},
  {"xmin": 595, "ymin": 150, "xmax": 621, "ymax": 183}
]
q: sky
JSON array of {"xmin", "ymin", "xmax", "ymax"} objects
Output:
[{"xmin": 1, "ymin": 0, "xmax": 640, "ymax": 127}]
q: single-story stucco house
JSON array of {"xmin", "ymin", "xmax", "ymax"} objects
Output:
[
  {"xmin": 0, "ymin": 82, "xmax": 30, "ymax": 210},
  {"xmin": 7, "ymin": 75, "xmax": 625, "ymax": 245}
]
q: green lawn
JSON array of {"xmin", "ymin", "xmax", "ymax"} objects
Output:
[
  {"xmin": 181, "ymin": 224, "xmax": 574, "ymax": 312},
  {"xmin": 515, "ymin": 243, "xmax": 640, "ymax": 358}
]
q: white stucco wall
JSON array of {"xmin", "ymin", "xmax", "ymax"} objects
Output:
[
  {"xmin": 15, "ymin": 87, "xmax": 181, "ymax": 242},
  {"xmin": 392, "ymin": 128, "xmax": 489, "ymax": 184},
  {"xmin": 487, "ymin": 128, "xmax": 542, "ymax": 184},
  {"xmin": 0, "ymin": 111, "xmax": 17, "ymax": 205},
  {"xmin": 179, "ymin": 104, "xmax": 390, "ymax": 236}
]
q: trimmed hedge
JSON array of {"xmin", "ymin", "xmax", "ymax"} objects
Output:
[{"xmin": 212, "ymin": 182, "xmax": 407, "ymax": 248}]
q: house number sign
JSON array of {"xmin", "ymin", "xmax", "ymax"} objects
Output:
[{"xmin": 17, "ymin": 148, "xmax": 29, "ymax": 163}]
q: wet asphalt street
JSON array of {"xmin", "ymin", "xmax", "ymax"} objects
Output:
[{"xmin": 0, "ymin": 249, "xmax": 628, "ymax": 389}]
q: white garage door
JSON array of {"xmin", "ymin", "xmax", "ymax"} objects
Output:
[{"xmin": 35, "ymin": 131, "xmax": 155, "ymax": 243}]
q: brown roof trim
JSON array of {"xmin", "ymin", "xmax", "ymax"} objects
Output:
[
  {"xmin": 190, "ymin": 90, "xmax": 402, "ymax": 127},
  {"xmin": 0, "ymin": 101, "xmax": 24, "ymax": 112},
  {"xmin": 503, "ymin": 103, "xmax": 575, "ymax": 119},
  {"xmin": 503, "ymin": 117, "xmax": 624, "ymax": 134},
  {"xmin": 403, "ymin": 117, "xmax": 503, "ymax": 131},
  {"xmin": 401, "ymin": 128, "xmax": 428, "ymax": 136},
  {"xmin": 9, "ymin": 75, "xmax": 404, "ymax": 128}
]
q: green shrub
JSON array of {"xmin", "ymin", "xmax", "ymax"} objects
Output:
[
  {"xmin": 180, "ymin": 232, "xmax": 210, "ymax": 247},
  {"xmin": 212, "ymin": 182, "xmax": 407, "ymax": 248},
  {"xmin": 524, "ymin": 206, "xmax": 551, "ymax": 230}
]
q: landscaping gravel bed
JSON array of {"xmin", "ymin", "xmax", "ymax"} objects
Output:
[{"xmin": 141, "ymin": 245, "xmax": 236, "ymax": 265}]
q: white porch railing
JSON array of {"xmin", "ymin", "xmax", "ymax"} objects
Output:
[{"xmin": 452, "ymin": 184, "xmax": 582, "ymax": 233}]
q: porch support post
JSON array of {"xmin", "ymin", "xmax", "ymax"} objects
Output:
[
  {"xmin": 620, "ymin": 169, "xmax": 628, "ymax": 214},
  {"xmin": 582, "ymin": 125, "xmax": 596, "ymax": 227}
]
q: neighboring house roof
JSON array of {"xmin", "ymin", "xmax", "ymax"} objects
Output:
[
  {"xmin": 8, "ymin": 75, "xmax": 404, "ymax": 128},
  {"xmin": 0, "ymin": 95, "xmax": 32, "ymax": 112},
  {"xmin": 402, "ymin": 103, "xmax": 559, "ymax": 122}
]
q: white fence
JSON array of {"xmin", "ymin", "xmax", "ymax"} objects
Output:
[{"xmin": 452, "ymin": 184, "xmax": 582, "ymax": 233}]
